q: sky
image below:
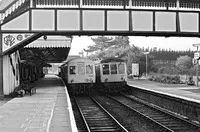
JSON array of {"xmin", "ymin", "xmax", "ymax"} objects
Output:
[{"xmin": 69, "ymin": 36, "xmax": 200, "ymax": 55}]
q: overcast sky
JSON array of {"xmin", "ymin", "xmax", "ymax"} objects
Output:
[{"xmin": 69, "ymin": 36, "xmax": 200, "ymax": 55}]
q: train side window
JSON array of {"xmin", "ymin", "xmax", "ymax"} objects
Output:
[
  {"xmin": 70, "ymin": 66, "xmax": 76, "ymax": 75},
  {"xmin": 111, "ymin": 64, "xmax": 117, "ymax": 74},
  {"xmin": 78, "ymin": 64, "xmax": 85, "ymax": 75},
  {"xmin": 86, "ymin": 65, "xmax": 93, "ymax": 74},
  {"xmin": 118, "ymin": 63, "xmax": 125, "ymax": 74},
  {"xmin": 102, "ymin": 64, "xmax": 109, "ymax": 75}
]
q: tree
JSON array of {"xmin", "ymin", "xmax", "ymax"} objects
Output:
[
  {"xmin": 84, "ymin": 36, "xmax": 115, "ymax": 53},
  {"xmin": 175, "ymin": 55, "xmax": 193, "ymax": 74},
  {"xmin": 84, "ymin": 36, "xmax": 130, "ymax": 54},
  {"xmin": 189, "ymin": 65, "xmax": 200, "ymax": 76},
  {"xmin": 19, "ymin": 48, "xmax": 57, "ymax": 67},
  {"xmin": 137, "ymin": 53, "xmax": 157, "ymax": 75},
  {"xmin": 158, "ymin": 66, "xmax": 179, "ymax": 75},
  {"xmin": 86, "ymin": 36, "xmax": 159, "ymax": 75}
]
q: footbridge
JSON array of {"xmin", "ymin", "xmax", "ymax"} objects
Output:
[{"xmin": 1, "ymin": 0, "xmax": 200, "ymax": 97}]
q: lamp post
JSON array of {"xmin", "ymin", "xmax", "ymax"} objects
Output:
[
  {"xmin": 193, "ymin": 44, "xmax": 200, "ymax": 87},
  {"xmin": 144, "ymin": 52, "xmax": 149, "ymax": 79}
]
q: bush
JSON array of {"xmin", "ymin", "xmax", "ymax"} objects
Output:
[
  {"xmin": 148, "ymin": 74, "xmax": 181, "ymax": 84},
  {"xmin": 158, "ymin": 66, "xmax": 179, "ymax": 75}
]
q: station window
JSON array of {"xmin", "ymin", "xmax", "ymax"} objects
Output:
[
  {"xmin": 86, "ymin": 65, "xmax": 93, "ymax": 74},
  {"xmin": 70, "ymin": 66, "xmax": 76, "ymax": 75},
  {"xmin": 102, "ymin": 64, "xmax": 109, "ymax": 75},
  {"xmin": 111, "ymin": 64, "xmax": 117, "ymax": 74},
  {"xmin": 118, "ymin": 63, "xmax": 125, "ymax": 74},
  {"xmin": 78, "ymin": 63, "xmax": 85, "ymax": 75}
]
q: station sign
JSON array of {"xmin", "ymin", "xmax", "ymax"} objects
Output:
[
  {"xmin": 193, "ymin": 58, "xmax": 200, "ymax": 65},
  {"xmin": 194, "ymin": 52, "xmax": 200, "ymax": 60},
  {"xmin": 193, "ymin": 43, "xmax": 200, "ymax": 47},
  {"xmin": 2, "ymin": 33, "xmax": 33, "ymax": 52}
]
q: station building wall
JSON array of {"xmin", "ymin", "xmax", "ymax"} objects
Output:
[{"xmin": 3, "ymin": 52, "xmax": 20, "ymax": 95}]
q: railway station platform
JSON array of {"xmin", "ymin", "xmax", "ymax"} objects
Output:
[
  {"xmin": 127, "ymin": 79, "xmax": 200, "ymax": 103},
  {"xmin": 0, "ymin": 74, "xmax": 77, "ymax": 132}
]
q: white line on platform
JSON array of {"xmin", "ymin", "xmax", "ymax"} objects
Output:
[
  {"xmin": 59, "ymin": 76, "xmax": 78, "ymax": 132},
  {"xmin": 46, "ymin": 98, "xmax": 56, "ymax": 132}
]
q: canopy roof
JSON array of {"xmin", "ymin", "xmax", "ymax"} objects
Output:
[{"xmin": 25, "ymin": 36, "xmax": 71, "ymax": 48}]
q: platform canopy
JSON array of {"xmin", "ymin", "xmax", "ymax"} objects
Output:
[
  {"xmin": 25, "ymin": 36, "xmax": 71, "ymax": 48},
  {"xmin": 19, "ymin": 36, "xmax": 71, "ymax": 63}
]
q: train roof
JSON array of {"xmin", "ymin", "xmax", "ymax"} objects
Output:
[
  {"xmin": 65, "ymin": 57, "xmax": 94, "ymax": 64},
  {"xmin": 100, "ymin": 57, "xmax": 125, "ymax": 63}
]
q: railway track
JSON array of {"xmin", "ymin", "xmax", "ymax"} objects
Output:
[
  {"xmin": 108, "ymin": 94, "xmax": 200, "ymax": 132},
  {"xmin": 74, "ymin": 96, "xmax": 128, "ymax": 132}
]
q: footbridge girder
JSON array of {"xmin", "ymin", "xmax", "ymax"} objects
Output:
[
  {"xmin": 1, "ymin": 7, "xmax": 200, "ymax": 55},
  {"xmin": 1, "ymin": 7, "xmax": 200, "ymax": 35}
]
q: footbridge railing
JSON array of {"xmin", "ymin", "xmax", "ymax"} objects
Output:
[{"xmin": 30, "ymin": 0, "xmax": 200, "ymax": 9}]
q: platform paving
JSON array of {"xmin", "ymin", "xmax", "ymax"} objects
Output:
[
  {"xmin": 128, "ymin": 79, "xmax": 200, "ymax": 103},
  {"xmin": 0, "ymin": 74, "xmax": 77, "ymax": 132}
]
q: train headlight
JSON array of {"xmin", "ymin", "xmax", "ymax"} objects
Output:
[
  {"xmin": 85, "ymin": 78, "xmax": 93, "ymax": 83},
  {"xmin": 104, "ymin": 78, "xmax": 108, "ymax": 82},
  {"xmin": 121, "ymin": 77, "xmax": 125, "ymax": 81},
  {"xmin": 89, "ymin": 75, "xmax": 93, "ymax": 77},
  {"xmin": 70, "ymin": 79, "xmax": 74, "ymax": 83}
]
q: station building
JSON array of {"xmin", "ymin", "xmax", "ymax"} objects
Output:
[{"xmin": 2, "ymin": 35, "xmax": 71, "ymax": 95}]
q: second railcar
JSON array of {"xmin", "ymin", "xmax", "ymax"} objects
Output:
[{"xmin": 96, "ymin": 58, "xmax": 127, "ymax": 92}]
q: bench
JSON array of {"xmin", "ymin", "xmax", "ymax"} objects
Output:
[{"xmin": 21, "ymin": 82, "xmax": 36, "ymax": 96}]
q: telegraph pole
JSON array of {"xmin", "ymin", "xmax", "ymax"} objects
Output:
[
  {"xmin": 193, "ymin": 44, "xmax": 200, "ymax": 87},
  {"xmin": 144, "ymin": 52, "xmax": 149, "ymax": 79}
]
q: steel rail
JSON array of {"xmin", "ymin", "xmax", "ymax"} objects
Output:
[
  {"xmin": 74, "ymin": 95, "xmax": 129, "ymax": 132},
  {"xmin": 73, "ymin": 96, "xmax": 91, "ymax": 132},
  {"xmin": 122, "ymin": 93, "xmax": 200, "ymax": 131},
  {"xmin": 107, "ymin": 94, "xmax": 174, "ymax": 132},
  {"xmin": 90, "ymin": 95, "xmax": 129, "ymax": 132}
]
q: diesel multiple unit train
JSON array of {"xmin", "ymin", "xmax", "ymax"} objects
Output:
[{"xmin": 60, "ymin": 57, "xmax": 127, "ymax": 94}]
